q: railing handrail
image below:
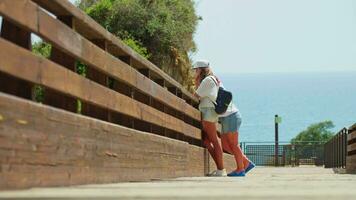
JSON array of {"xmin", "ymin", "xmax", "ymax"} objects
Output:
[
  {"xmin": 0, "ymin": 0, "xmax": 202, "ymax": 143},
  {"xmin": 324, "ymin": 127, "xmax": 348, "ymax": 169},
  {"xmin": 32, "ymin": 0, "xmax": 199, "ymax": 105},
  {"xmin": 349, "ymin": 123, "xmax": 356, "ymax": 133}
]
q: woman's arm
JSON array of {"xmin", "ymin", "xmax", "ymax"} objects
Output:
[
  {"xmin": 195, "ymin": 76, "xmax": 216, "ymax": 99},
  {"xmin": 194, "ymin": 73, "xmax": 202, "ymax": 99}
]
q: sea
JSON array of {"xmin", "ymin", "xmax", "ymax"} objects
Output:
[{"xmin": 219, "ymin": 71, "xmax": 356, "ymax": 143}]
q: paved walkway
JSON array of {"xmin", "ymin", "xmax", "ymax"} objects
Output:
[{"xmin": 1, "ymin": 167, "xmax": 356, "ymax": 200}]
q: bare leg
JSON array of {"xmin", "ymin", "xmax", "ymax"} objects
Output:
[
  {"xmin": 222, "ymin": 132, "xmax": 250, "ymax": 171},
  {"xmin": 203, "ymin": 137, "xmax": 218, "ymax": 166},
  {"xmin": 236, "ymin": 131, "xmax": 251, "ymax": 168},
  {"xmin": 202, "ymin": 121, "xmax": 224, "ymax": 170},
  {"xmin": 221, "ymin": 137, "xmax": 233, "ymax": 154}
]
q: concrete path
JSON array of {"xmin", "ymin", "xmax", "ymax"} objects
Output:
[{"xmin": 1, "ymin": 167, "xmax": 356, "ymax": 200}]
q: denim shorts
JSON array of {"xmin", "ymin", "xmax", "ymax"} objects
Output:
[
  {"xmin": 200, "ymin": 107, "xmax": 218, "ymax": 123},
  {"xmin": 218, "ymin": 112, "xmax": 242, "ymax": 134}
]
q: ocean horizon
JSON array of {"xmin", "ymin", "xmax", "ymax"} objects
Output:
[{"xmin": 218, "ymin": 70, "xmax": 356, "ymax": 143}]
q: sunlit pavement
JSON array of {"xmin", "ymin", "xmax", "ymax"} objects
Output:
[{"xmin": 1, "ymin": 166, "xmax": 356, "ymax": 200}]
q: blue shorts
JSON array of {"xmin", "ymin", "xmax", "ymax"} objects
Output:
[{"xmin": 218, "ymin": 112, "xmax": 242, "ymax": 134}]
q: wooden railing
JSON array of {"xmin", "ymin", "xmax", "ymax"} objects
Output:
[
  {"xmin": 347, "ymin": 124, "xmax": 356, "ymax": 173},
  {"xmin": 33, "ymin": 0, "xmax": 199, "ymax": 105},
  {"xmin": 0, "ymin": 0, "xmax": 202, "ymax": 144},
  {"xmin": 323, "ymin": 124, "xmax": 356, "ymax": 173},
  {"xmin": 0, "ymin": 0, "xmax": 239, "ymax": 189},
  {"xmin": 324, "ymin": 128, "xmax": 348, "ymax": 169}
]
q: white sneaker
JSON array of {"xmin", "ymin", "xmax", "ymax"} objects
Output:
[{"xmin": 207, "ymin": 169, "xmax": 227, "ymax": 177}]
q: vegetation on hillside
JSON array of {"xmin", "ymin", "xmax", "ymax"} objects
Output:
[{"xmin": 77, "ymin": 0, "xmax": 200, "ymax": 91}]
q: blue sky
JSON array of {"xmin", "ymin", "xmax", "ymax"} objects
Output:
[
  {"xmin": 2, "ymin": 0, "xmax": 356, "ymax": 74},
  {"xmin": 193, "ymin": 0, "xmax": 356, "ymax": 74}
]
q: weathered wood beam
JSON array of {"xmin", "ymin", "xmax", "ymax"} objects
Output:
[
  {"xmin": 32, "ymin": 0, "xmax": 199, "ymax": 104},
  {"xmin": 0, "ymin": 38, "xmax": 201, "ymax": 139},
  {"xmin": 0, "ymin": 19, "xmax": 32, "ymax": 100},
  {"xmin": 0, "ymin": 93, "xmax": 213, "ymax": 189}
]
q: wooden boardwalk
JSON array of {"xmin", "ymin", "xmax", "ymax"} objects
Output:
[{"xmin": 1, "ymin": 167, "xmax": 356, "ymax": 200}]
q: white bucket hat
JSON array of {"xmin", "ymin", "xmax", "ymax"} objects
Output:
[{"xmin": 193, "ymin": 59, "xmax": 210, "ymax": 69}]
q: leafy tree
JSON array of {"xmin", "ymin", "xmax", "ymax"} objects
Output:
[
  {"xmin": 288, "ymin": 121, "xmax": 335, "ymax": 166},
  {"xmin": 78, "ymin": 0, "xmax": 200, "ymax": 91},
  {"xmin": 32, "ymin": 42, "xmax": 52, "ymax": 103},
  {"xmin": 122, "ymin": 36, "xmax": 151, "ymax": 59},
  {"xmin": 291, "ymin": 121, "xmax": 335, "ymax": 144},
  {"xmin": 32, "ymin": 41, "xmax": 52, "ymax": 58}
]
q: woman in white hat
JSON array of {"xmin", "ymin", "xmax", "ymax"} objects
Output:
[{"xmin": 193, "ymin": 60, "xmax": 226, "ymax": 176}]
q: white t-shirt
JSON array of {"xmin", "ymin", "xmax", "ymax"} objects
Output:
[{"xmin": 196, "ymin": 75, "xmax": 218, "ymax": 110}]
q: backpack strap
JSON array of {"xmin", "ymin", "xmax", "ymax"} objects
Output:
[{"xmin": 210, "ymin": 76, "xmax": 219, "ymax": 87}]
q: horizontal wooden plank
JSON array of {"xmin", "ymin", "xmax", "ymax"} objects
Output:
[
  {"xmin": 32, "ymin": 0, "xmax": 198, "ymax": 104},
  {"xmin": 0, "ymin": 0, "xmax": 200, "ymax": 121},
  {"xmin": 349, "ymin": 123, "xmax": 356, "ymax": 132},
  {"xmin": 0, "ymin": 124, "xmax": 188, "ymax": 169},
  {"xmin": 186, "ymin": 146, "xmax": 205, "ymax": 176},
  {"xmin": 346, "ymin": 155, "xmax": 356, "ymax": 173},
  {"xmin": 32, "ymin": 0, "xmax": 114, "ymax": 40},
  {"xmin": 0, "ymin": 93, "xmax": 208, "ymax": 189},
  {"xmin": 0, "ymin": 0, "xmax": 37, "ymax": 31},
  {"xmin": 0, "ymin": 38, "xmax": 201, "ymax": 139},
  {"xmin": 348, "ymin": 143, "xmax": 356, "ymax": 153},
  {"xmin": 348, "ymin": 131, "xmax": 356, "ymax": 141},
  {"xmin": 0, "ymin": 94, "xmax": 239, "ymax": 189}
]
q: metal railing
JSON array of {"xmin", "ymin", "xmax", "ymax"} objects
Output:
[
  {"xmin": 324, "ymin": 128, "xmax": 348, "ymax": 169},
  {"xmin": 241, "ymin": 141, "xmax": 325, "ymax": 166}
]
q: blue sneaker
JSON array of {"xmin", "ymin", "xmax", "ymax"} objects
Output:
[
  {"xmin": 227, "ymin": 170, "xmax": 245, "ymax": 177},
  {"xmin": 245, "ymin": 162, "xmax": 255, "ymax": 174}
]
